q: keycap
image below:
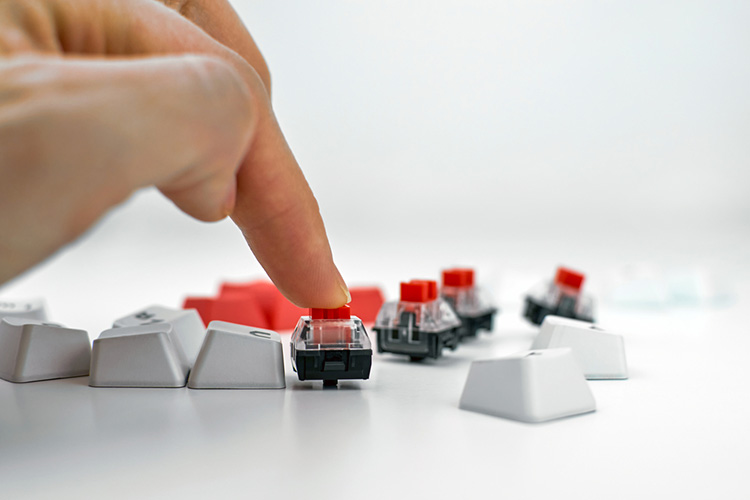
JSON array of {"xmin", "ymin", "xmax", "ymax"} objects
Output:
[
  {"xmin": 532, "ymin": 315, "xmax": 628, "ymax": 380},
  {"xmin": 522, "ymin": 266, "xmax": 596, "ymax": 325},
  {"xmin": 0, "ymin": 317, "xmax": 90, "ymax": 383},
  {"xmin": 187, "ymin": 321, "xmax": 285, "ymax": 389},
  {"xmin": 254, "ymin": 281, "xmax": 385, "ymax": 330},
  {"xmin": 373, "ymin": 280, "xmax": 461, "ymax": 361},
  {"xmin": 219, "ymin": 281, "xmax": 278, "ymax": 321},
  {"xmin": 0, "ymin": 299, "xmax": 48, "ymax": 322},
  {"xmin": 270, "ymin": 289, "xmax": 306, "ymax": 331},
  {"xmin": 183, "ymin": 282, "xmax": 273, "ymax": 330},
  {"xmin": 113, "ymin": 305, "xmax": 205, "ymax": 366},
  {"xmin": 348, "ymin": 287, "xmax": 385, "ymax": 325},
  {"xmin": 221, "ymin": 280, "xmax": 305, "ymax": 331},
  {"xmin": 182, "ymin": 297, "xmax": 214, "ymax": 327},
  {"xmin": 441, "ymin": 268, "xmax": 498, "ymax": 338},
  {"xmin": 89, "ymin": 324, "xmax": 190, "ymax": 388},
  {"xmin": 184, "ymin": 280, "xmax": 386, "ymax": 331},
  {"xmin": 459, "ymin": 348, "xmax": 596, "ymax": 423},
  {"xmin": 291, "ymin": 305, "xmax": 372, "ymax": 386}
]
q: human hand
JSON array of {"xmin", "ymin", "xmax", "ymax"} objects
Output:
[{"xmin": 0, "ymin": 0, "xmax": 349, "ymax": 307}]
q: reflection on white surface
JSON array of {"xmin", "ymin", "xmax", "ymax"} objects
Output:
[{"xmin": 2, "ymin": 307, "xmax": 750, "ymax": 499}]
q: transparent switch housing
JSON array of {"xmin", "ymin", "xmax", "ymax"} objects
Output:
[
  {"xmin": 440, "ymin": 268, "xmax": 498, "ymax": 337},
  {"xmin": 441, "ymin": 285, "xmax": 496, "ymax": 318},
  {"xmin": 374, "ymin": 299, "xmax": 461, "ymax": 335},
  {"xmin": 523, "ymin": 267, "xmax": 595, "ymax": 325},
  {"xmin": 527, "ymin": 281, "xmax": 595, "ymax": 319},
  {"xmin": 290, "ymin": 315, "xmax": 372, "ymax": 373}
]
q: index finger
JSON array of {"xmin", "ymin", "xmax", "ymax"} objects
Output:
[
  {"xmin": 152, "ymin": 1, "xmax": 350, "ymax": 308},
  {"xmin": 154, "ymin": 1, "xmax": 350, "ymax": 307},
  {"xmin": 157, "ymin": 0, "xmax": 271, "ymax": 92},
  {"xmin": 37, "ymin": 0, "xmax": 350, "ymax": 308}
]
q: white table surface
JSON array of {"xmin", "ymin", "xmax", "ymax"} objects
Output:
[{"xmin": 1, "ymin": 214, "xmax": 748, "ymax": 500}]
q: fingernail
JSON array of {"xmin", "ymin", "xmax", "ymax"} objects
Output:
[
  {"xmin": 334, "ymin": 267, "xmax": 351, "ymax": 304},
  {"xmin": 222, "ymin": 182, "xmax": 237, "ymax": 217},
  {"xmin": 340, "ymin": 282, "xmax": 352, "ymax": 304}
]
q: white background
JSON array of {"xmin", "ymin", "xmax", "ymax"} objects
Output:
[
  {"xmin": 3, "ymin": 0, "xmax": 748, "ymax": 320},
  {"xmin": 1, "ymin": 1, "xmax": 749, "ymax": 499}
]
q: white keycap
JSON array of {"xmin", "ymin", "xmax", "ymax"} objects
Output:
[
  {"xmin": 113, "ymin": 305, "xmax": 205, "ymax": 366},
  {"xmin": 188, "ymin": 321, "xmax": 285, "ymax": 389},
  {"xmin": 0, "ymin": 317, "xmax": 90, "ymax": 383},
  {"xmin": 459, "ymin": 348, "xmax": 596, "ymax": 423},
  {"xmin": 89, "ymin": 324, "xmax": 190, "ymax": 388},
  {"xmin": 0, "ymin": 299, "xmax": 47, "ymax": 321},
  {"xmin": 532, "ymin": 315, "xmax": 628, "ymax": 380}
]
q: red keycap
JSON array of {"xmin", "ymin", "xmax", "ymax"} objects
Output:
[
  {"xmin": 349, "ymin": 286, "xmax": 385, "ymax": 324},
  {"xmin": 211, "ymin": 294, "xmax": 269, "ymax": 330},
  {"xmin": 219, "ymin": 280, "xmax": 281, "ymax": 323},
  {"xmin": 271, "ymin": 291, "xmax": 307, "ymax": 331},
  {"xmin": 182, "ymin": 297, "xmax": 215, "ymax": 327},
  {"xmin": 188, "ymin": 280, "xmax": 386, "ymax": 332}
]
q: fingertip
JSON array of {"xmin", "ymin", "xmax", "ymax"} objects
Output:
[
  {"xmin": 273, "ymin": 269, "xmax": 351, "ymax": 309},
  {"xmin": 341, "ymin": 282, "xmax": 352, "ymax": 305},
  {"xmin": 221, "ymin": 179, "xmax": 238, "ymax": 217}
]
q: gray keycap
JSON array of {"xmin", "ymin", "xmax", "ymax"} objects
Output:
[
  {"xmin": 0, "ymin": 299, "xmax": 47, "ymax": 322},
  {"xmin": 90, "ymin": 324, "xmax": 190, "ymax": 388},
  {"xmin": 459, "ymin": 348, "xmax": 596, "ymax": 423},
  {"xmin": 113, "ymin": 305, "xmax": 205, "ymax": 366},
  {"xmin": 188, "ymin": 321, "xmax": 285, "ymax": 389},
  {"xmin": 0, "ymin": 317, "xmax": 90, "ymax": 383}
]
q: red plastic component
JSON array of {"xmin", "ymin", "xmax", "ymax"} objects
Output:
[
  {"xmin": 554, "ymin": 267, "xmax": 585, "ymax": 290},
  {"xmin": 182, "ymin": 297, "xmax": 215, "ymax": 327},
  {"xmin": 211, "ymin": 295, "xmax": 270, "ymax": 330},
  {"xmin": 188, "ymin": 280, "xmax": 386, "ymax": 331},
  {"xmin": 349, "ymin": 287, "xmax": 385, "ymax": 324},
  {"xmin": 442, "ymin": 269, "xmax": 475, "ymax": 288},
  {"xmin": 311, "ymin": 305, "xmax": 351, "ymax": 320},
  {"xmin": 219, "ymin": 281, "xmax": 278, "ymax": 325},
  {"xmin": 271, "ymin": 292, "xmax": 307, "ymax": 331},
  {"xmin": 400, "ymin": 281, "xmax": 431, "ymax": 302},
  {"xmin": 409, "ymin": 280, "xmax": 438, "ymax": 301}
]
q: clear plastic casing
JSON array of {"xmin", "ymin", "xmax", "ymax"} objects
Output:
[
  {"xmin": 374, "ymin": 298, "xmax": 461, "ymax": 334},
  {"xmin": 441, "ymin": 285, "xmax": 495, "ymax": 318},
  {"xmin": 290, "ymin": 316, "xmax": 371, "ymax": 371},
  {"xmin": 528, "ymin": 281, "xmax": 595, "ymax": 319}
]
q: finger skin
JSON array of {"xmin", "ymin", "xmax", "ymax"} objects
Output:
[
  {"xmin": 153, "ymin": 0, "xmax": 349, "ymax": 306},
  {"xmin": 0, "ymin": 54, "xmax": 255, "ymax": 285},
  {"xmin": 157, "ymin": 0, "xmax": 271, "ymax": 93},
  {"xmin": 0, "ymin": 0, "xmax": 349, "ymax": 307}
]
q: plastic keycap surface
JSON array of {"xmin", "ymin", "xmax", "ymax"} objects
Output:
[
  {"xmin": 113, "ymin": 305, "xmax": 205, "ymax": 366},
  {"xmin": 460, "ymin": 348, "xmax": 596, "ymax": 423},
  {"xmin": 532, "ymin": 316, "xmax": 628, "ymax": 380},
  {"xmin": 0, "ymin": 317, "xmax": 90, "ymax": 383},
  {"xmin": 188, "ymin": 321, "xmax": 285, "ymax": 389},
  {"xmin": 0, "ymin": 299, "xmax": 47, "ymax": 322},
  {"xmin": 90, "ymin": 324, "xmax": 190, "ymax": 388}
]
